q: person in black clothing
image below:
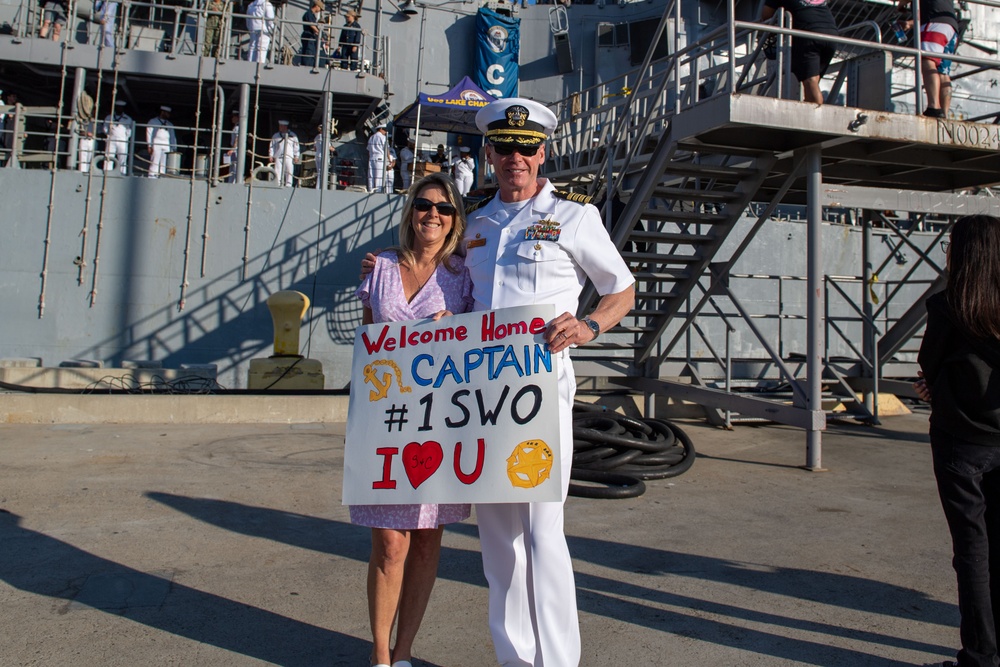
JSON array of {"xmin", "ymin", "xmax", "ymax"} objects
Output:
[
  {"xmin": 760, "ymin": 0, "xmax": 839, "ymax": 104},
  {"xmin": 898, "ymin": 0, "xmax": 960, "ymax": 118},
  {"xmin": 428, "ymin": 144, "xmax": 449, "ymax": 169},
  {"xmin": 917, "ymin": 214, "xmax": 1000, "ymax": 667},
  {"xmin": 338, "ymin": 9, "xmax": 361, "ymax": 70}
]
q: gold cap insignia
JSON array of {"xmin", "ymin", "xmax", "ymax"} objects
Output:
[{"xmin": 506, "ymin": 105, "xmax": 528, "ymax": 128}]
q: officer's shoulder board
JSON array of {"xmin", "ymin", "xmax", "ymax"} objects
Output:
[
  {"xmin": 465, "ymin": 189, "xmax": 498, "ymax": 215},
  {"xmin": 553, "ymin": 190, "xmax": 593, "ymax": 205}
]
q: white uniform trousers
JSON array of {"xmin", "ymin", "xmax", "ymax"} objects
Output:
[
  {"xmin": 477, "ymin": 355, "xmax": 580, "ymax": 667},
  {"xmin": 273, "ymin": 155, "xmax": 294, "ymax": 187},
  {"xmin": 454, "ymin": 170, "xmax": 473, "ymax": 196},
  {"xmin": 249, "ymin": 32, "xmax": 271, "ymax": 62},
  {"xmin": 367, "ymin": 159, "xmax": 385, "ymax": 193},
  {"xmin": 148, "ymin": 144, "xmax": 168, "ymax": 178},
  {"xmin": 104, "ymin": 140, "xmax": 127, "ymax": 174},
  {"xmin": 77, "ymin": 137, "xmax": 94, "ymax": 173},
  {"xmin": 101, "ymin": 21, "xmax": 115, "ymax": 48}
]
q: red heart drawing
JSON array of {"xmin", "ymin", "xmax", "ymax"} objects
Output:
[{"xmin": 402, "ymin": 441, "xmax": 444, "ymax": 489}]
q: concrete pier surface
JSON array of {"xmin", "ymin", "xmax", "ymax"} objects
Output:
[{"xmin": 0, "ymin": 412, "xmax": 957, "ymax": 666}]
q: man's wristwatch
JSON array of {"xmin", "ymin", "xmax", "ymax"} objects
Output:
[{"xmin": 582, "ymin": 317, "xmax": 601, "ymax": 340}]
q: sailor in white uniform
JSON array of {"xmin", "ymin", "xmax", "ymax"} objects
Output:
[
  {"xmin": 467, "ymin": 98, "xmax": 635, "ymax": 667},
  {"xmin": 452, "ymin": 145, "xmax": 475, "ymax": 196},
  {"xmin": 102, "ymin": 99, "xmax": 132, "ymax": 174},
  {"xmin": 398, "ymin": 138, "xmax": 415, "ymax": 190},
  {"xmin": 146, "ymin": 105, "xmax": 177, "ymax": 178},
  {"xmin": 269, "ymin": 119, "xmax": 300, "ymax": 187},
  {"xmin": 386, "ymin": 145, "xmax": 397, "ymax": 192},
  {"xmin": 74, "ymin": 88, "xmax": 96, "ymax": 173},
  {"xmin": 94, "ymin": 0, "xmax": 118, "ymax": 49},
  {"xmin": 246, "ymin": 0, "xmax": 275, "ymax": 62},
  {"xmin": 77, "ymin": 120, "xmax": 95, "ymax": 173},
  {"xmin": 312, "ymin": 123, "xmax": 331, "ymax": 189},
  {"xmin": 224, "ymin": 110, "xmax": 240, "ymax": 183},
  {"xmin": 366, "ymin": 123, "xmax": 389, "ymax": 193}
]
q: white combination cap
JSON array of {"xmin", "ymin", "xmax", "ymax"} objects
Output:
[
  {"xmin": 475, "ymin": 97, "xmax": 556, "ymax": 147},
  {"xmin": 160, "ymin": 105, "xmax": 172, "ymax": 112},
  {"xmin": 278, "ymin": 119, "xmax": 290, "ymax": 125}
]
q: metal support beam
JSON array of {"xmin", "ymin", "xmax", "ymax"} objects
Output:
[
  {"xmin": 805, "ymin": 146, "xmax": 825, "ymax": 471},
  {"xmin": 613, "ymin": 377, "xmax": 825, "ymax": 431},
  {"xmin": 211, "ymin": 85, "xmax": 225, "ymax": 184},
  {"xmin": 861, "ymin": 213, "xmax": 879, "ymax": 422},
  {"xmin": 821, "ymin": 184, "xmax": 1000, "ymax": 217},
  {"xmin": 720, "ymin": 280, "xmax": 809, "ymax": 407},
  {"xmin": 320, "ymin": 90, "xmax": 332, "ymax": 190},
  {"xmin": 237, "ymin": 83, "xmax": 249, "ymax": 184},
  {"xmin": 877, "ymin": 273, "xmax": 946, "ymax": 365}
]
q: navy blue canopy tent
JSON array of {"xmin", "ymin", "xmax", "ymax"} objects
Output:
[{"xmin": 392, "ymin": 76, "xmax": 496, "ymax": 136}]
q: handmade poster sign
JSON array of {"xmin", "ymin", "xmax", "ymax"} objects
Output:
[{"xmin": 343, "ymin": 304, "xmax": 561, "ymax": 505}]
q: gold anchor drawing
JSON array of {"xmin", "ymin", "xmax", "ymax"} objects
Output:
[{"xmin": 363, "ymin": 359, "xmax": 412, "ymax": 401}]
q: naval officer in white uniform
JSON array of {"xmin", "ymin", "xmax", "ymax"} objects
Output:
[
  {"xmin": 366, "ymin": 122, "xmax": 389, "ymax": 193},
  {"xmin": 468, "ymin": 98, "xmax": 635, "ymax": 667},
  {"xmin": 269, "ymin": 119, "xmax": 300, "ymax": 187},
  {"xmin": 146, "ymin": 105, "xmax": 176, "ymax": 178},
  {"xmin": 452, "ymin": 144, "xmax": 475, "ymax": 196},
  {"xmin": 102, "ymin": 99, "xmax": 132, "ymax": 174},
  {"xmin": 398, "ymin": 137, "xmax": 415, "ymax": 190}
]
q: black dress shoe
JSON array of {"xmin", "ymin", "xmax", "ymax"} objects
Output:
[{"xmin": 923, "ymin": 107, "xmax": 946, "ymax": 118}]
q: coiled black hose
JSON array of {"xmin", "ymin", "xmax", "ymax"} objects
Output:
[{"xmin": 569, "ymin": 409, "xmax": 696, "ymax": 499}]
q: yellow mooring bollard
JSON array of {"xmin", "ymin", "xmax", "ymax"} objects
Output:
[{"xmin": 247, "ymin": 290, "xmax": 325, "ymax": 390}]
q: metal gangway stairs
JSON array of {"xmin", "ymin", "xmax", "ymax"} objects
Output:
[{"xmin": 543, "ymin": 0, "xmax": 1000, "ymax": 468}]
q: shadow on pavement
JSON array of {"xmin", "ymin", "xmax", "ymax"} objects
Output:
[
  {"xmin": 142, "ymin": 493, "xmax": 956, "ymax": 666},
  {"xmin": 0, "ymin": 508, "xmax": 370, "ymax": 666}
]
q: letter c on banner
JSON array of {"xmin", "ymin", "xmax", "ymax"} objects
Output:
[{"xmin": 487, "ymin": 64, "xmax": 505, "ymax": 85}]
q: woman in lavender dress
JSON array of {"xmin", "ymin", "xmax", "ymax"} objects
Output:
[{"xmin": 353, "ymin": 172, "xmax": 473, "ymax": 667}]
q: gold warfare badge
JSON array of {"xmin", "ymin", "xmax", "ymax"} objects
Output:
[{"xmin": 506, "ymin": 439, "xmax": 553, "ymax": 488}]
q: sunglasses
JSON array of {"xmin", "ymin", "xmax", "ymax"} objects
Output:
[
  {"xmin": 413, "ymin": 198, "xmax": 457, "ymax": 216},
  {"xmin": 491, "ymin": 143, "xmax": 540, "ymax": 157}
]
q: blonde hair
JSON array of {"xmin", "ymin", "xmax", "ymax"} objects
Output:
[{"xmin": 395, "ymin": 173, "xmax": 467, "ymax": 274}]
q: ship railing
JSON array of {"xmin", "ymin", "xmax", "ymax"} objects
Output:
[
  {"xmin": 0, "ymin": 103, "xmax": 135, "ymax": 175},
  {"xmin": 8, "ymin": 0, "xmax": 385, "ymax": 76},
  {"xmin": 0, "ymin": 105, "xmax": 220, "ymax": 179},
  {"xmin": 661, "ymin": 270, "xmax": 936, "ymax": 415},
  {"xmin": 546, "ymin": 0, "xmax": 1000, "ymax": 199},
  {"xmin": 0, "ymin": 104, "xmax": 349, "ymax": 186},
  {"xmin": 0, "ymin": 104, "xmax": 67, "ymax": 170}
]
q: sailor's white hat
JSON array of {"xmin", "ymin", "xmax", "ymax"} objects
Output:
[
  {"xmin": 278, "ymin": 119, "xmax": 290, "ymax": 125},
  {"xmin": 160, "ymin": 105, "xmax": 172, "ymax": 112},
  {"xmin": 115, "ymin": 100, "xmax": 126, "ymax": 107},
  {"xmin": 475, "ymin": 97, "xmax": 556, "ymax": 147},
  {"xmin": 460, "ymin": 145, "xmax": 471, "ymax": 153}
]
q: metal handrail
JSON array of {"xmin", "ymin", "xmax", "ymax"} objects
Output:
[
  {"xmin": 548, "ymin": 0, "xmax": 1000, "ymax": 200},
  {"xmin": 10, "ymin": 0, "xmax": 379, "ymax": 71}
]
